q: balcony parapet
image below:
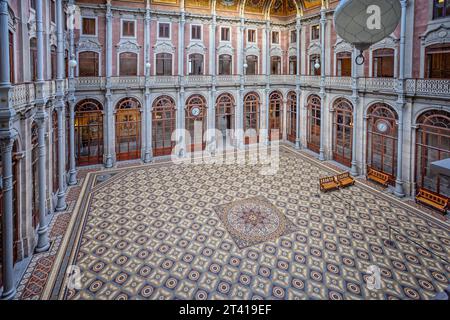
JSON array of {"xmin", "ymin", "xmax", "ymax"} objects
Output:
[{"xmin": 10, "ymin": 76, "xmax": 450, "ymax": 111}]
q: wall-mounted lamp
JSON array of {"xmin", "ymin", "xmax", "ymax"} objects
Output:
[{"xmin": 314, "ymin": 58, "xmax": 320, "ymax": 70}]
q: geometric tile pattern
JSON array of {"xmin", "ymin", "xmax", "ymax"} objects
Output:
[
  {"xmin": 44, "ymin": 147, "xmax": 449, "ymax": 300},
  {"xmin": 213, "ymin": 196, "xmax": 298, "ymax": 249}
]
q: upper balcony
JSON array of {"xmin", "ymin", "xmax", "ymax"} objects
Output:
[
  {"xmin": 71, "ymin": 75, "xmax": 450, "ymax": 99},
  {"xmin": 9, "ymin": 76, "xmax": 450, "ymax": 111}
]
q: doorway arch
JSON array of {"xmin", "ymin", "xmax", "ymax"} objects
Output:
[{"xmin": 115, "ymin": 97, "xmax": 142, "ymax": 161}]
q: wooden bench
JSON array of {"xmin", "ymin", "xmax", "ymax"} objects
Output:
[
  {"xmin": 320, "ymin": 176, "xmax": 340, "ymax": 192},
  {"xmin": 336, "ymin": 172, "xmax": 355, "ymax": 189},
  {"xmin": 367, "ymin": 167, "xmax": 390, "ymax": 187},
  {"xmin": 415, "ymin": 188, "xmax": 449, "ymax": 214}
]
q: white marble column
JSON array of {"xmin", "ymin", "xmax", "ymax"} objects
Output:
[
  {"xmin": 350, "ymin": 47, "xmax": 359, "ymax": 176},
  {"xmin": 264, "ymin": 20, "xmax": 270, "ymax": 145},
  {"xmin": 143, "ymin": 1, "xmax": 152, "ymax": 163},
  {"xmin": 104, "ymin": 0, "xmax": 114, "ymax": 167},
  {"xmin": 67, "ymin": 0, "xmax": 77, "ymax": 185},
  {"xmin": 0, "ymin": 0, "xmax": 18, "ymax": 299},
  {"xmin": 295, "ymin": 16, "xmax": 301, "ymax": 149},
  {"xmin": 54, "ymin": 0, "xmax": 66, "ymax": 211},
  {"xmin": 177, "ymin": 11, "xmax": 186, "ymax": 156},
  {"xmin": 236, "ymin": 17, "xmax": 245, "ymax": 149},
  {"xmin": 208, "ymin": 14, "xmax": 217, "ymax": 151},
  {"xmin": 318, "ymin": 8, "xmax": 326, "ymax": 161},
  {"xmin": 394, "ymin": 0, "xmax": 408, "ymax": 197},
  {"xmin": 34, "ymin": 0, "xmax": 50, "ymax": 253}
]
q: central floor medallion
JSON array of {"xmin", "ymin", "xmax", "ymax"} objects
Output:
[{"xmin": 214, "ymin": 196, "xmax": 297, "ymax": 249}]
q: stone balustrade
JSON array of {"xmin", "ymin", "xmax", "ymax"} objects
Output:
[{"xmin": 9, "ymin": 76, "xmax": 450, "ymax": 110}]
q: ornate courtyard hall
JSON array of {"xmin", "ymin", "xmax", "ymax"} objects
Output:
[{"xmin": 0, "ymin": 0, "xmax": 449, "ymax": 301}]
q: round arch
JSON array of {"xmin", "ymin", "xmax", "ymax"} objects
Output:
[
  {"xmin": 332, "ymin": 98, "xmax": 353, "ymax": 167},
  {"xmin": 415, "ymin": 110, "xmax": 450, "ymax": 198},
  {"xmin": 152, "ymin": 95, "xmax": 176, "ymax": 157},
  {"xmin": 74, "ymin": 99, "xmax": 104, "ymax": 166},
  {"xmin": 269, "ymin": 90, "xmax": 283, "ymax": 141},
  {"xmin": 243, "ymin": 91, "xmax": 261, "ymax": 144},
  {"xmin": 306, "ymin": 94, "xmax": 321, "ymax": 153},
  {"xmin": 366, "ymin": 102, "xmax": 398, "ymax": 182},
  {"xmin": 215, "ymin": 93, "xmax": 235, "ymax": 144},
  {"xmin": 185, "ymin": 94, "xmax": 207, "ymax": 152},
  {"xmin": 115, "ymin": 97, "xmax": 142, "ymax": 161},
  {"xmin": 286, "ymin": 91, "xmax": 297, "ymax": 143}
]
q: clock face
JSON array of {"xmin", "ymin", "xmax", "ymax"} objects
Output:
[
  {"xmin": 376, "ymin": 120, "xmax": 389, "ymax": 133},
  {"xmin": 191, "ymin": 107, "xmax": 201, "ymax": 117}
]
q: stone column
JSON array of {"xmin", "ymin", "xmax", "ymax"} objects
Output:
[
  {"xmin": 67, "ymin": 0, "xmax": 77, "ymax": 185},
  {"xmin": 177, "ymin": 11, "xmax": 186, "ymax": 156},
  {"xmin": 34, "ymin": 0, "xmax": 50, "ymax": 253},
  {"xmin": 143, "ymin": 1, "xmax": 152, "ymax": 163},
  {"xmin": 0, "ymin": 136, "xmax": 17, "ymax": 300},
  {"xmin": 55, "ymin": 0, "xmax": 66, "ymax": 211},
  {"xmin": 236, "ymin": 17, "xmax": 245, "ymax": 149},
  {"xmin": 394, "ymin": 0, "xmax": 408, "ymax": 197},
  {"xmin": 0, "ymin": 1, "xmax": 17, "ymax": 298},
  {"xmin": 208, "ymin": 15, "xmax": 217, "ymax": 151},
  {"xmin": 350, "ymin": 47, "xmax": 359, "ymax": 176},
  {"xmin": 264, "ymin": 21, "xmax": 270, "ymax": 145},
  {"xmin": 104, "ymin": 0, "xmax": 113, "ymax": 167},
  {"xmin": 295, "ymin": 16, "xmax": 301, "ymax": 149},
  {"xmin": 318, "ymin": 7, "xmax": 326, "ymax": 161},
  {"xmin": 67, "ymin": 98, "xmax": 77, "ymax": 185}
]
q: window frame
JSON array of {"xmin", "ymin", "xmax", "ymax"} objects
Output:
[
  {"xmin": 118, "ymin": 52, "xmax": 139, "ymax": 76},
  {"xmin": 157, "ymin": 21, "xmax": 171, "ymax": 40},
  {"xmin": 191, "ymin": 24, "xmax": 203, "ymax": 41},
  {"xmin": 155, "ymin": 52, "xmax": 173, "ymax": 76},
  {"xmin": 121, "ymin": 19, "xmax": 137, "ymax": 39},
  {"xmin": 247, "ymin": 28, "xmax": 257, "ymax": 44},
  {"xmin": 218, "ymin": 54, "xmax": 233, "ymax": 75},
  {"xmin": 81, "ymin": 16, "xmax": 97, "ymax": 37},
  {"xmin": 271, "ymin": 31, "xmax": 280, "ymax": 45},
  {"xmin": 311, "ymin": 25, "xmax": 320, "ymax": 41},
  {"xmin": 220, "ymin": 26, "xmax": 231, "ymax": 42},
  {"xmin": 433, "ymin": 0, "xmax": 450, "ymax": 20},
  {"xmin": 290, "ymin": 30, "xmax": 297, "ymax": 44}
]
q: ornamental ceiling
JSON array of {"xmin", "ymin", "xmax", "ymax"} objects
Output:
[{"xmin": 148, "ymin": 0, "xmax": 323, "ymax": 16}]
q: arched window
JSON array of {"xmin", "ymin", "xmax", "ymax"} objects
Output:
[
  {"xmin": 415, "ymin": 110, "xmax": 450, "ymax": 198},
  {"xmin": 425, "ymin": 44, "xmax": 450, "ymax": 79},
  {"xmin": 287, "ymin": 91, "xmax": 297, "ymax": 143},
  {"xmin": 216, "ymin": 93, "xmax": 235, "ymax": 144},
  {"xmin": 156, "ymin": 53, "xmax": 172, "ymax": 76},
  {"xmin": 52, "ymin": 110, "xmax": 59, "ymax": 194},
  {"xmin": 336, "ymin": 51, "xmax": 352, "ymax": 76},
  {"xmin": 433, "ymin": 0, "xmax": 450, "ymax": 19},
  {"xmin": 30, "ymin": 38, "xmax": 37, "ymax": 81},
  {"xmin": 152, "ymin": 96, "xmax": 176, "ymax": 156},
  {"xmin": 189, "ymin": 54, "xmax": 203, "ymax": 75},
  {"xmin": 243, "ymin": 92, "xmax": 260, "ymax": 144},
  {"xmin": 332, "ymin": 98, "xmax": 353, "ymax": 167},
  {"xmin": 307, "ymin": 95, "xmax": 321, "ymax": 153},
  {"xmin": 74, "ymin": 99, "xmax": 104, "ymax": 166},
  {"xmin": 289, "ymin": 56, "xmax": 297, "ymax": 75},
  {"xmin": 271, "ymin": 56, "xmax": 281, "ymax": 75},
  {"xmin": 119, "ymin": 52, "xmax": 138, "ymax": 76},
  {"xmin": 246, "ymin": 55, "xmax": 258, "ymax": 75},
  {"xmin": 367, "ymin": 103, "xmax": 398, "ymax": 181},
  {"xmin": 79, "ymin": 51, "xmax": 99, "ymax": 77},
  {"xmin": 218, "ymin": 54, "xmax": 232, "ymax": 75},
  {"xmin": 269, "ymin": 91, "xmax": 283, "ymax": 141},
  {"xmin": 31, "ymin": 123, "xmax": 39, "ymax": 228},
  {"xmin": 309, "ymin": 54, "xmax": 320, "ymax": 76},
  {"xmin": 116, "ymin": 98, "xmax": 141, "ymax": 161},
  {"xmin": 185, "ymin": 95, "xmax": 207, "ymax": 152},
  {"xmin": 373, "ymin": 49, "xmax": 394, "ymax": 78},
  {"xmin": 0, "ymin": 141, "xmax": 20, "ymax": 271},
  {"xmin": 51, "ymin": 45, "xmax": 57, "ymax": 79},
  {"xmin": 9, "ymin": 31, "xmax": 14, "ymax": 83}
]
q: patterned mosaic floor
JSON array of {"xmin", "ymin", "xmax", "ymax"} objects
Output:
[{"xmin": 37, "ymin": 147, "xmax": 449, "ymax": 300}]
